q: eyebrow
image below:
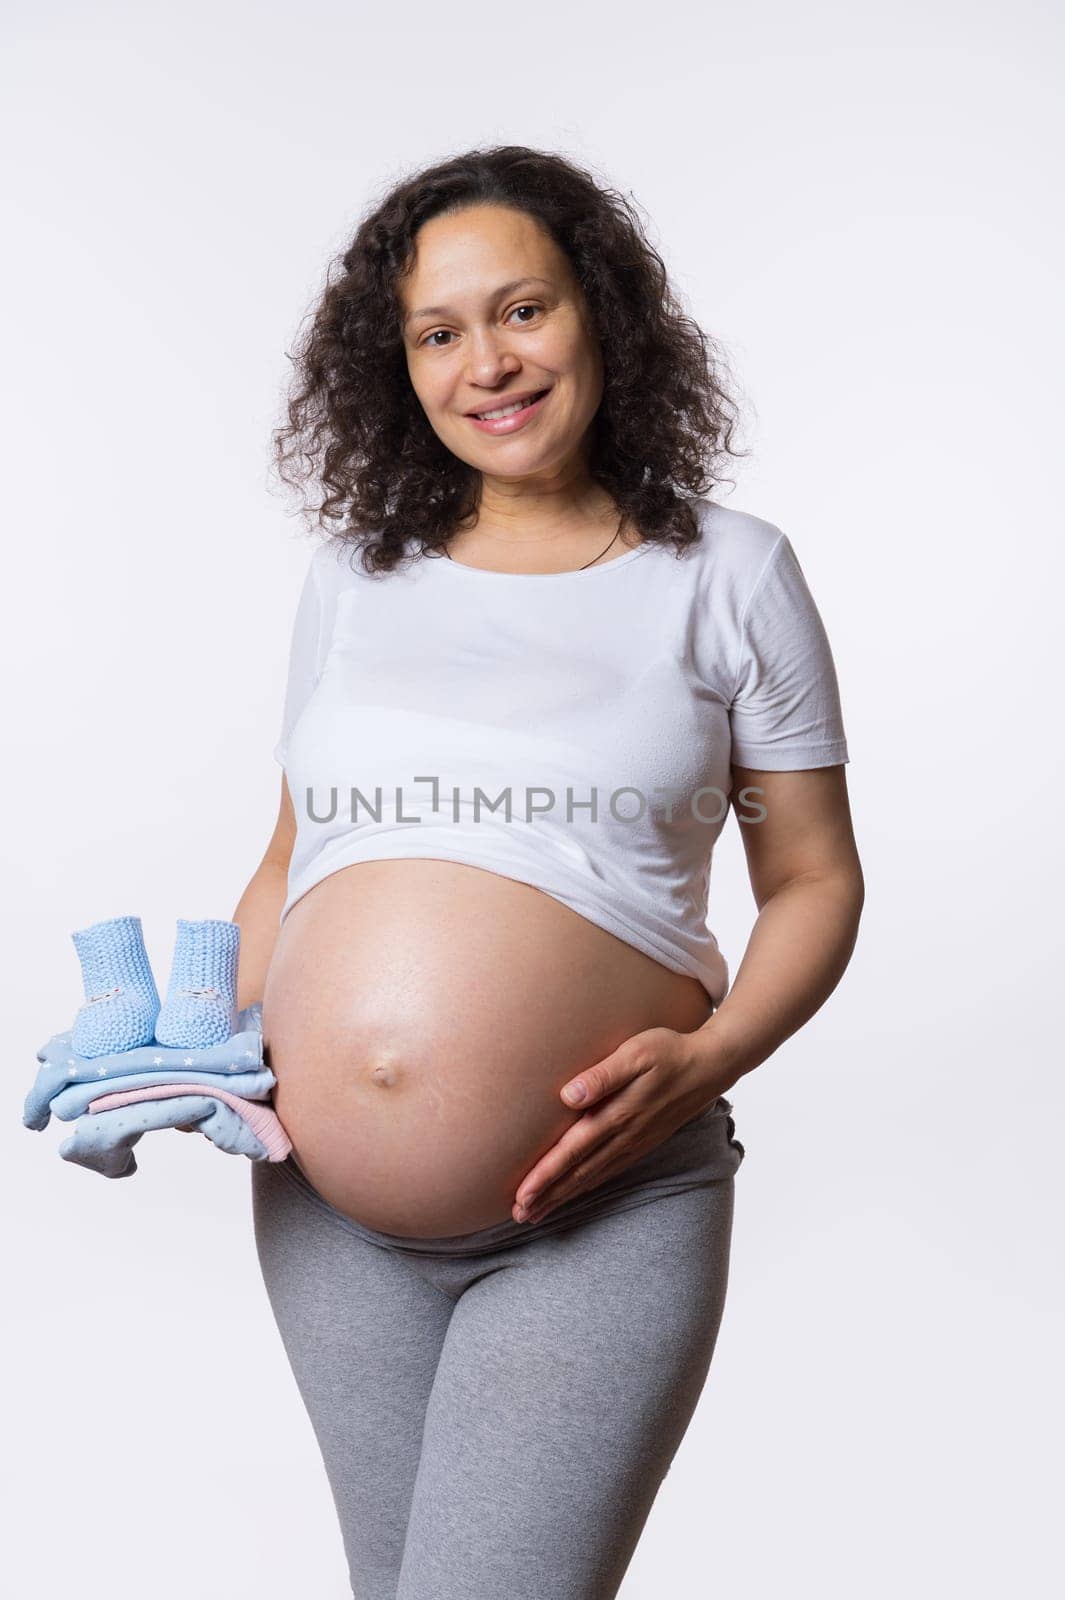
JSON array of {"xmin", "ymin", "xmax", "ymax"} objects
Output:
[{"xmin": 403, "ymin": 276, "xmax": 556, "ymax": 329}]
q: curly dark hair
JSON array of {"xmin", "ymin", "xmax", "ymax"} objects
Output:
[{"xmin": 271, "ymin": 144, "xmax": 750, "ymax": 575}]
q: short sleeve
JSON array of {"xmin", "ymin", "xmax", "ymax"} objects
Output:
[
  {"xmin": 728, "ymin": 532, "xmax": 850, "ymax": 770},
  {"xmin": 273, "ymin": 547, "xmax": 327, "ymax": 768}
]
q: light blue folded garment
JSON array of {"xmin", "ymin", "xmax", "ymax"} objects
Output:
[
  {"xmin": 58, "ymin": 1095, "xmax": 270, "ymax": 1179},
  {"xmin": 24, "ymin": 1002, "xmax": 265, "ymax": 1131},
  {"xmin": 44, "ymin": 1065, "xmax": 276, "ymax": 1123}
]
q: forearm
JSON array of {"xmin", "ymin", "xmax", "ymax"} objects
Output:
[
  {"xmin": 688, "ymin": 868, "xmax": 865, "ymax": 1093},
  {"xmin": 231, "ymin": 860, "xmax": 289, "ymax": 1010}
]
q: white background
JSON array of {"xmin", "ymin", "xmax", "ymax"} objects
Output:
[{"xmin": 2, "ymin": 1, "xmax": 1061, "ymax": 1595}]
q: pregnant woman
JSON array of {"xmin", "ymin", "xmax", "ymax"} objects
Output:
[{"xmin": 234, "ymin": 146, "xmax": 864, "ymax": 1599}]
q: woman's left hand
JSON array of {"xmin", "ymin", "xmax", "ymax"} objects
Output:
[{"xmin": 512, "ymin": 1025, "xmax": 731, "ymax": 1225}]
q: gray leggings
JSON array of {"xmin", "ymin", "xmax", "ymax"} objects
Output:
[{"xmin": 250, "ymin": 1096, "xmax": 745, "ymax": 1600}]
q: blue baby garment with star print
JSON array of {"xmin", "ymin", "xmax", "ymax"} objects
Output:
[{"xmin": 24, "ymin": 1003, "xmax": 267, "ymax": 1131}]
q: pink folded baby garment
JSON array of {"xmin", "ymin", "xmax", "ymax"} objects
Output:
[{"xmin": 87, "ymin": 1082, "xmax": 292, "ymax": 1161}]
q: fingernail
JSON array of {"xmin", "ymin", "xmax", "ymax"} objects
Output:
[
  {"xmin": 563, "ymin": 1081, "xmax": 586, "ymax": 1104},
  {"xmin": 514, "ymin": 1205, "xmax": 529, "ymax": 1221}
]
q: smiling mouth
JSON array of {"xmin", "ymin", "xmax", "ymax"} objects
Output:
[{"xmin": 467, "ymin": 388, "xmax": 551, "ymax": 422}]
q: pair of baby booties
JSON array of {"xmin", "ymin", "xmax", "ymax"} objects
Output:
[
  {"xmin": 69, "ymin": 914, "xmax": 240, "ymax": 1058},
  {"xmin": 21, "ymin": 915, "xmax": 292, "ymax": 1177}
]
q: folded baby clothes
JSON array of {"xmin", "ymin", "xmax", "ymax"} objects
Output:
[
  {"xmin": 44, "ymin": 1065, "xmax": 275, "ymax": 1124},
  {"xmin": 25, "ymin": 995, "xmax": 291, "ymax": 1177},
  {"xmin": 88, "ymin": 1083, "xmax": 291, "ymax": 1161},
  {"xmin": 58, "ymin": 1095, "xmax": 272, "ymax": 1179},
  {"xmin": 24, "ymin": 1002, "xmax": 266, "ymax": 1131}
]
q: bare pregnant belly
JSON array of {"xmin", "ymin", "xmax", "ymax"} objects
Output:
[{"xmin": 261, "ymin": 859, "xmax": 714, "ymax": 1237}]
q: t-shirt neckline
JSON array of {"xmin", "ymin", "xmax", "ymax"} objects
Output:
[{"xmin": 427, "ymin": 540, "xmax": 654, "ymax": 581}]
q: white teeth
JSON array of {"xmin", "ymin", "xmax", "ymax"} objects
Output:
[{"xmin": 474, "ymin": 391, "xmax": 545, "ymax": 421}]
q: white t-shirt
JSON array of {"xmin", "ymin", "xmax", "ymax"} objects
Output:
[{"xmin": 273, "ymin": 497, "xmax": 850, "ymax": 1005}]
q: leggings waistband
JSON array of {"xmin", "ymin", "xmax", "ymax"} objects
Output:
[{"xmin": 277, "ymin": 1095, "xmax": 745, "ymax": 1258}]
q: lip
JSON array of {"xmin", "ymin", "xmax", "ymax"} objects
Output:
[{"xmin": 464, "ymin": 387, "xmax": 552, "ymax": 434}]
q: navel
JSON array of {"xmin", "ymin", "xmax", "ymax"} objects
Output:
[{"xmin": 367, "ymin": 1057, "xmax": 401, "ymax": 1089}]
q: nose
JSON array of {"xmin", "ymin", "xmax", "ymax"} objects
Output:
[{"xmin": 463, "ymin": 328, "xmax": 522, "ymax": 388}]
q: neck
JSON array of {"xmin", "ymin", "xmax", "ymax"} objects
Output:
[{"xmin": 470, "ymin": 471, "xmax": 615, "ymax": 543}]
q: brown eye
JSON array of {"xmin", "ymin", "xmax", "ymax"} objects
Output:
[{"xmin": 420, "ymin": 304, "xmax": 541, "ymax": 349}]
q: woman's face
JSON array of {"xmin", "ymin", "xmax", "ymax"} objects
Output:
[{"xmin": 398, "ymin": 203, "xmax": 605, "ymax": 485}]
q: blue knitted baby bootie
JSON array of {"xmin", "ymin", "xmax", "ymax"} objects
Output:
[
  {"xmin": 70, "ymin": 915, "xmax": 161, "ymax": 1058},
  {"xmin": 154, "ymin": 918, "xmax": 240, "ymax": 1048}
]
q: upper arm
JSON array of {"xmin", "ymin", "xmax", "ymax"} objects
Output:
[
  {"xmin": 726, "ymin": 530, "xmax": 859, "ymax": 903},
  {"xmin": 262, "ymin": 772, "xmax": 297, "ymax": 872},
  {"xmin": 273, "ymin": 542, "xmax": 337, "ymax": 769},
  {"xmin": 730, "ymin": 764, "xmax": 862, "ymax": 908},
  {"xmin": 727, "ymin": 531, "xmax": 850, "ymax": 772},
  {"xmin": 265, "ymin": 542, "xmax": 335, "ymax": 872}
]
